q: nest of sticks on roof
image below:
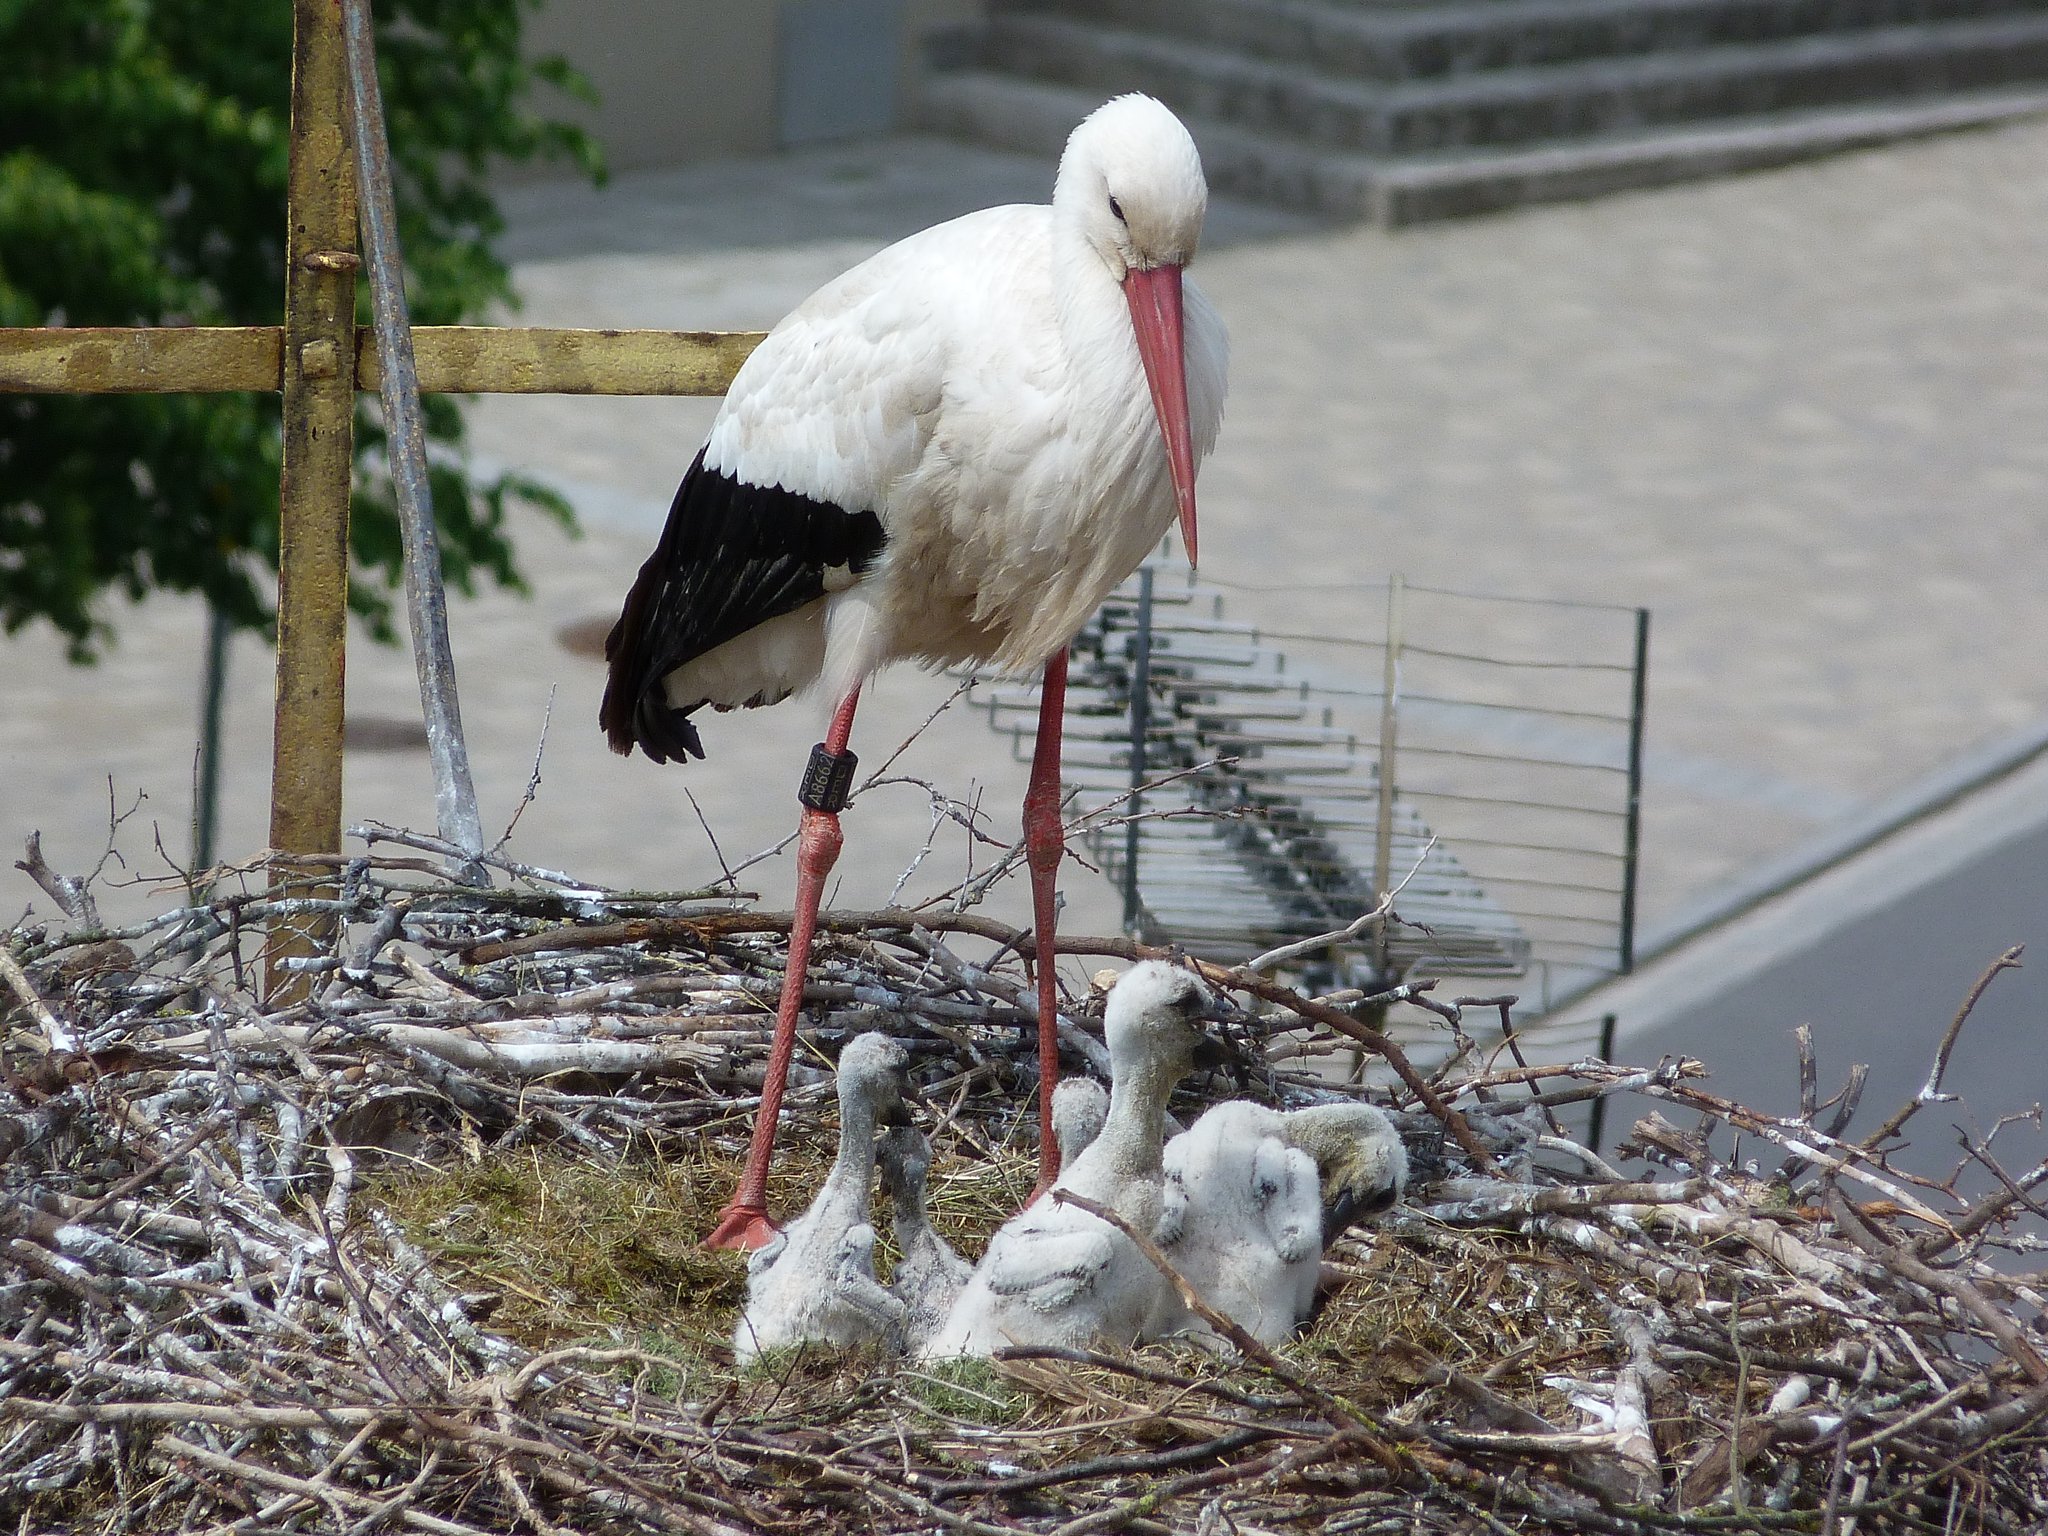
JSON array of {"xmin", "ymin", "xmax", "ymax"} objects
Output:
[{"xmin": 5, "ymin": 828, "xmax": 2048, "ymax": 1535}]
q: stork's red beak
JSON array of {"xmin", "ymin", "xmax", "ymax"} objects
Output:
[{"xmin": 1122, "ymin": 262, "xmax": 1199, "ymax": 568}]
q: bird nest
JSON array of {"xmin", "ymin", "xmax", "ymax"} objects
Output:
[{"xmin": 5, "ymin": 831, "xmax": 2048, "ymax": 1534}]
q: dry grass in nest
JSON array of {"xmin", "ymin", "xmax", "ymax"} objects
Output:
[
  {"xmin": 371, "ymin": 1143, "xmax": 758, "ymax": 1355},
  {"xmin": 366, "ymin": 1138, "xmax": 1041, "ymax": 1371},
  {"xmin": 1305, "ymin": 1225, "xmax": 1616, "ymax": 1406}
]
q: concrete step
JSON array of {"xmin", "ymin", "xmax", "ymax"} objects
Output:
[
  {"xmin": 978, "ymin": 8, "xmax": 2048, "ymax": 151},
  {"xmin": 1372, "ymin": 83, "xmax": 2048, "ymax": 216},
  {"xmin": 999, "ymin": 0, "xmax": 2048, "ymax": 83},
  {"xmin": 918, "ymin": 68, "xmax": 2048, "ymax": 220}
]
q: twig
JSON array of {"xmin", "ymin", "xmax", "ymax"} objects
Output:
[
  {"xmin": 15, "ymin": 831, "xmax": 102, "ymax": 928},
  {"xmin": 348, "ymin": 822, "xmax": 602, "ymax": 895},
  {"xmin": 684, "ymin": 787, "xmax": 740, "ymax": 893},
  {"xmin": 1242, "ymin": 835, "xmax": 1436, "ymax": 975},
  {"xmin": 495, "ymin": 685, "xmax": 555, "ymax": 852},
  {"xmin": 0, "ymin": 947, "xmax": 75, "ymax": 1050},
  {"xmin": 1862, "ymin": 946, "xmax": 2024, "ymax": 1152}
]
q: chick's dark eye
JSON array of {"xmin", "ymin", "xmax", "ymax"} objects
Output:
[{"xmin": 1108, "ymin": 194, "xmax": 1126, "ymax": 224}]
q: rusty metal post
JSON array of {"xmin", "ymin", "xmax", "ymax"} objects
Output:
[{"xmin": 268, "ymin": 0, "xmax": 359, "ymax": 999}]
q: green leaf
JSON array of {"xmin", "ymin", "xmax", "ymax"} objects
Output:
[{"xmin": 0, "ymin": 0, "xmax": 603, "ymax": 662}]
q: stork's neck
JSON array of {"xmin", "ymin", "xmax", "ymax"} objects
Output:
[
  {"xmin": 1049, "ymin": 222, "xmax": 1132, "ymax": 362},
  {"xmin": 1091, "ymin": 1051, "xmax": 1186, "ymax": 1182},
  {"xmin": 890, "ymin": 1164, "xmax": 932, "ymax": 1244},
  {"xmin": 816, "ymin": 1084, "xmax": 884, "ymax": 1219}
]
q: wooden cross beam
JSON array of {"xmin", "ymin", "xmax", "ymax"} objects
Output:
[{"xmin": 0, "ymin": 0, "xmax": 764, "ymax": 991}]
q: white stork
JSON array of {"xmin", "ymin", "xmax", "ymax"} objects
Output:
[
  {"xmin": 1147, "ymin": 1100, "xmax": 1407, "ymax": 1348},
  {"xmin": 732, "ymin": 1033, "xmax": 909, "ymax": 1363},
  {"xmin": 601, "ymin": 94, "xmax": 1228, "ymax": 1250},
  {"xmin": 920, "ymin": 961, "xmax": 1215, "ymax": 1359}
]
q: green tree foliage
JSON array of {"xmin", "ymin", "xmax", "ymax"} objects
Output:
[{"xmin": 0, "ymin": 0, "xmax": 600, "ymax": 662}]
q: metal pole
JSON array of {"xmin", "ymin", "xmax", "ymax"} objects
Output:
[
  {"xmin": 339, "ymin": 0, "xmax": 488, "ymax": 884},
  {"xmin": 194, "ymin": 603, "xmax": 229, "ymax": 873},
  {"xmin": 1122, "ymin": 565, "xmax": 1155, "ymax": 935},
  {"xmin": 267, "ymin": 0, "xmax": 360, "ymax": 1000},
  {"xmin": 1618, "ymin": 606, "xmax": 1651, "ymax": 974},
  {"xmin": 1587, "ymin": 1012, "xmax": 1619, "ymax": 1153},
  {"xmin": 1371, "ymin": 574, "xmax": 1403, "ymax": 979}
]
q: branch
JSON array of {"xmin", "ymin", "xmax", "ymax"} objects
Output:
[
  {"xmin": 1242, "ymin": 834, "xmax": 1436, "ymax": 975},
  {"xmin": 15, "ymin": 831, "xmax": 102, "ymax": 929},
  {"xmin": 1861, "ymin": 945, "xmax": 2024, "ymax": 1152},
  {"xmin": 456, "ymin": 907, "xmax": 1500, "ymax": 1170},
  {"xmin": 0, "ymin": 948, "xmax": 75, "ymax": 1051},
  {"xmin": 1827, "ymin": 1185, "xmax": 2048, "ymax": 1383}
]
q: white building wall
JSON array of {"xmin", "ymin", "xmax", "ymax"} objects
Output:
[{"xmin": 522, "ymin": 0, "xmax": 984, "ymax": 172}]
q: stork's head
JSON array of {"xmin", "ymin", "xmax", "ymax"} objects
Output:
[
  {"xmin": 1050, "ymin": 1075, "xmax": 1110, "ymax": 1165},
  {"xmin": 1288, "ymin": 1102, "xmax": 1410, "ymax": 1242},
  {"xmin": 1056, "ymin": 94, "xmax": 1209, "ymax": 566},
  {"xmin": 1057, "ymin": 94, "xmax": 1209, "ymax": 279},
  {"xmin": 837, "ymin": 1032, "xmax": 910, "ymax": 1119},
  {"xmin": 1102, "ymin": 959, "xmax": 1215, "ymax": 1081}
]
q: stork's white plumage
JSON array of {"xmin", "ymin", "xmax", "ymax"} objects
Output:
[
  {"xmin": 732, "ymin": 1034, "xmax": 909, "ymax": 1364},
  {"xmin": 1050, "ymin": 1076, "xmax": 1111, "ymax": 1167},
  {"xmin": 1150, "ymin": 1102, "xmax": 1325, "ymax": 1348},
  {"xmin": 920, "ymin": 962, "xmax": 1214, "ymax": 1360},
  {"xmin": 1148, "ymin": 1100, "xmax": 1409, "ymax": 1348},
  {"xmin": 603, "ymin": 95, "xmax": 1228, "ymax": 1249}
]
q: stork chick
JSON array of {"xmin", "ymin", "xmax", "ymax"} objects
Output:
[
  {"xmin": 1151, "ymin": 1101, "xmax": 1323, "ymax": 1347},
  {"xmin": 733, "ymin": 1033, "xmax": 909, "ymax": 1364},
  {"xmin": 1149, "ymin": 1099, "xmax": 1408, "ymax": 1347},
  {"xmin": 1050, "ymin": 1074, "xmax": 1110, "ymax": 1166},
  {"xmin": 877, "ymin": 1123, "xmax": 971, "ymax": 1356},
  {"xmin": 878, "ymin": 1076, "xmax": 1113, "ymax": 1354},
  {"xmin": 1286, "ymin": 1101, "xmax": 1410, "ymax": 1244},
  {"xmin": 921, "ymin": 962, "xmax": 1213, "ymax": 1358}
]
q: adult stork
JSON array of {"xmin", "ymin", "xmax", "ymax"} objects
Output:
[{"xmin": 601, "ymin": 94, "xmax": 1228, "ymax": 1250}]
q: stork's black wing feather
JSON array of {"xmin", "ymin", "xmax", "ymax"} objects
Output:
[{"xmin": 601, "ymin": 448, "xmax": 886, "ymax": 763}]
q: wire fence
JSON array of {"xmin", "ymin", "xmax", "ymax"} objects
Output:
[{"xmin": 971, "ymin": 563, "xmax": 1649, "ymax": 1061}]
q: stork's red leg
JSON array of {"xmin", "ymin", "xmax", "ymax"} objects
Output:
[
  {"xmin": 1023, "ymin": 648, "xmax": 1070, "ymax": 1197},
  {"xmin": 706, "ymin": 687, "xmax": 863, "ymax": 1251}
]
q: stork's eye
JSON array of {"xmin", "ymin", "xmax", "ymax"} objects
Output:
[{"xmin": 1108, "ymin": 194, "xmax": 1126, "ymax": 224}]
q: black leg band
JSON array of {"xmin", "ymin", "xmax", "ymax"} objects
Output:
[{"xmin": 798, "ymin": 743, "xmax": 858, "ymax": 813}]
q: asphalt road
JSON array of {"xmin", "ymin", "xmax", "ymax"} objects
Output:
[{"xmin": 1573, "ymin": 748, "xmax": 2048, "ymax": 1198}]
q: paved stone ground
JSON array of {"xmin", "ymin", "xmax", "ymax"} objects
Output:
[{"xmin": 9, "ymin": 118, "xmax": 2048, "ymax": 991}]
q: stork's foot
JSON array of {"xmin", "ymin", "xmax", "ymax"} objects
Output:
[{"xmin": 705, "ymin": 1202, "xmax": 781, "ymax": 1252}]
